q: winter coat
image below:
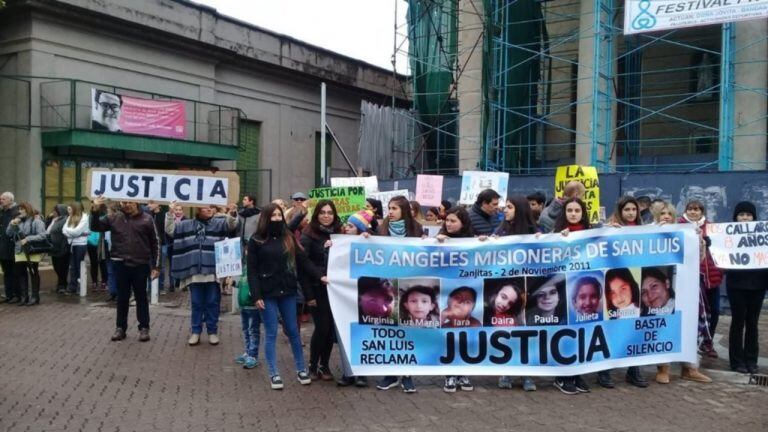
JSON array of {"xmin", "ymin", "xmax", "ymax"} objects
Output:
[
  {"xmin": 300, "ymin": 227, "xmax": 334, "ymax": 302},
  {"xmin": 91, "ymin": 209, "xmax": 159, "ymax": 268},
  {"xmin": 169, "ymin": 215, "xmax": 236, "ymax": 281},
  {"xmin": 469, "ymin": 203, "xmax": 499, "ymax": 236},
  {"xmin": 0, "ymin": 204, "xmax": 19, "ymax": 260},
  {"xmin": 679, "ymin": 216, "xmax": 722, "ymax": 289},
  {"xmin": 538, "ymin": 198, "xmax": 564, "ymax": 234},
  {"xmin": 63, "ymin": 214, "xmax": 90, "ymax": 247},
  {"xmin": 47, "ymin": 204, "xmax": 70, "ymax": 257},
  {"xmin": 6, "ymin": 215, "xmax": 47, "ymax": 255},
  {"xmin": 247, "ymin": 233, "xmax": 321, "ymax": 301}
]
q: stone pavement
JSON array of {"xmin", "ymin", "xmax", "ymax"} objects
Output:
[{"xmin": 0, "ymin": 290, "xmax": 767, "ymax": 432}]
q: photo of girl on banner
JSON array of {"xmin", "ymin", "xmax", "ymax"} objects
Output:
[
  {"xmin": 398, "ymin": 278, "xmax": 440, "ymax": 328},
  {"xmin": 605, "ymin": 268, "xmax": 642, "ymax": 319},
  {"xmin": 439, "ymin": 282, "xmax": 482, "ymax": 328},
  {"xmin": 483, "ymin": 277, "xmax": 526, "ymax": 327},
  {"xmin": 358, "ymin": 276, "xmax": 397, "ymax": 326},
  {"xmin": 640, "ymin": 266, "xmax": 676, "ymax": 317},
  {"xmin": 567, "ymin": 271, "xmax": 605, "ymax": 324},
  {"xmin": 526, "ymin": 274, "xmax": 567, "ymax": 326}
]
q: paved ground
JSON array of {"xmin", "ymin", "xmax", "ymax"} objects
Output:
[{"xmin": 1, "ymin": 285, "xmax": 767, "ymax": 432}]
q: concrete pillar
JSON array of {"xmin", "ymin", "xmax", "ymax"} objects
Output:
[
  {"xmin": 575, "ymin": 0, "xmax": 616, "ymax": 170},
  {"xmin": 732, "ymin": 20, "xmax": 767, "ymax": 171},
  {"xmin": 574, "ymin": 0, "xmax": 595, "ymax": 166},
  {"xmin": 457, "ymin": 0, "xmax": 484, "ymax": 171}
]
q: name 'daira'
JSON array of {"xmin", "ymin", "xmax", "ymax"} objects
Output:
[{"xmin": 93, "ymin": 172, "xmax": 228, "ymax": 202}]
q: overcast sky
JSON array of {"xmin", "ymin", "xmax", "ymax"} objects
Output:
[{"xmin": 195, "ymin": 0, "xmax": 410, "ymax": 74}]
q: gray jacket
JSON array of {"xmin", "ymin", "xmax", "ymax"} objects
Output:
[
  {"xmin": 538, "ymin": 199, "xmax": 564, "ymax": 233},
  {"xmin": 6, "ymin": 215, "xmax": 47, "ymax": 255}
]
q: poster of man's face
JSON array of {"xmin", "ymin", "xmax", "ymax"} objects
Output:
[{"xmin": 91, "ymin": 89, "xmax": 123, "ymax": 133}]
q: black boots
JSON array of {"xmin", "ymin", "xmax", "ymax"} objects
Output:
[
  {"xmin": 111, "ymin": 328, "xmax": 127, "ymax": 341},
  {"xmin": 626, "ymin": 366, "xmax": 649, "ymax": 388}
]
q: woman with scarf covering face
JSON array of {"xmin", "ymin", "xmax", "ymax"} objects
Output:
[
  {"xmin": 725, "ymin": 201, "xmax": 767, "ymax": 374},
  {"xmin": 247, "ymin": 203, "xmax": 324, "ymax": 390},
  {"xmin": 679, "ymin": 199, "xmax": 723, "ymax": 358},
  {"xmin": 493, "ymin": 195, "xmax": 538, "ymax": 392},
  {"xmin": 301, "ymin": 199, "xmax": 343, "ymax": 382},
  {"xmin": 375, "ymin": 195, "xmax": 424, "ymax": 393}
]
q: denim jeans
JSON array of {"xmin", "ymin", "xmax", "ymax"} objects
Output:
[
  {"xmin": 189, "ymin": 282, "xmax": 221, "ymax": 335},
  {"xmin": 106, "ymin": 259, "xmax": 117, "ymax": 297},
  {"xmin": 261, "ymin": 294, "xmax": 306, "ymax": 376},
  {"xmin": 241, "ymin": 307, "xmax": 261, "ymax": 357},
  {"xmin": 68, "ymin": 245, "xmax": 87, "ymax": 293}
]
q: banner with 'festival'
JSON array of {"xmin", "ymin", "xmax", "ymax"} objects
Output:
[{"xmin": 327, "ymin": 225, "xmax": 700, "ymax": 376}]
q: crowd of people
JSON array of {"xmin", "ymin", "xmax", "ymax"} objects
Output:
[{"xmin": 0, "ymin": 183, "xmax": 765, "ymax": 394}]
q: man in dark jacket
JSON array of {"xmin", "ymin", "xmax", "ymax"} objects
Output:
[
  {"xmin": 145, "ymin": 201, "xmax": 168, "ymax": 290},
  {"xmin": 0, "ymin": 192, "xmax": 19, "ymax": 303},
  {"xmin": 469, "ymin": 189, "xmax": 501, "ymax": 236},
  {"xmin": 91, "ymin": 196, "xmax": 160, "ymax": 342},
  {"xmin": 237, "ymin": 194, "xmax": 261, "ymax": 244}
]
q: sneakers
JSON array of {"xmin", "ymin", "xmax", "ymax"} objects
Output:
[
  {"xmin": 597, "ymin": 370, "xmax": 615, "ymax": 388},
  {"xmin": 625, "ymin": 366, "xmax": 649, "ymax": 388},
  {"xmin": 243, "ymin": 356, "xmax": 259, "ymax": 369},
  {"xmin": 270, "ymin": 375, "xmax": 284, "ymax": 390},
  {"xmin": 297, "ymin": 370, "xmax": 312, "ymax": 385},
  {"xmin": 498, "ymin": 375, "xmax": 513, "ymax": 389},
  {"xmin": 457, "ymin": 376, "xmax": 473, "ymax": 391},
  {"xmin": 208, "ymin": 334, "xmax": 220, "ymax": 345},
  {"xmin": 376, "ymin": 376, "xmax": 399, "ymax": 390},
  {"xmin": 401, "ymin": 376, "xmax": 416, "ymax": 393},
  {"xmin": 235, "ymin": 353, "xmax": 248, "ymax": 365},
  {"xmin": 110, "ymin": 328, "xmax": 126, "ymax": 341},
  {"xmin": 522, "ymin": 376, "xmax": 537, "ymax": 392},
  {"xmin": 681, "ymin": 366, "xmax": 712, "ymax": 383},
  {"xmin": 317, "ymin": 365, "xmax": 334, "ymax": 381},
  {"xmin": 574, "ymin": 375, "xmax": 591, "ymax": 393},
  {"xmin": 336, "ymin": 375, "xmax": 355, "ymax": 387},
  {"xmin": 443, "ymin": 376, "xmax": 457, "ymax": 393},
  {"xmin": 138, "ymin": 328, "xmax": 150, "ymax": 342},
  {"xmin": 354, "ymin": 376, "xmax": 368, "ymax": 387},
  {"xmin": 554, "ymin": 377, "xmax": 578, "ymax": 395},
  {"xmin": 188, "ymin": 333, "xmax": 200, "ymax": 346}
]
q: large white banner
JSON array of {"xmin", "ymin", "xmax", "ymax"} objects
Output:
[
  {"xmin": 87, "ymin": 168, "xmax": 239, "ymax": 206},
  {"xmin": 624, "ymin": 0, "xmax": 768, "ymax": 35},
  {"xmin": 328, "ymin": 225, "xmax": 700, "ymax": 376},
  {"xmin": 706, "ymin": 221, "xmax": 768, "ymax": 269}
]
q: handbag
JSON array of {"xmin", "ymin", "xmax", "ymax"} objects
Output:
[{"xmin": 22, "ymin": 236, "xmax": 54, "ymax": 255}]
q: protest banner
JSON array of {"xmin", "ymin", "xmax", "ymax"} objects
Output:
[
  {"xmin": 368, "ymin": 189, "xmax": 411, "ymax": 217},
  {"xmin": 328, "ymin": 224, "xmax": 700, "ymax": 376},
  {"xmin": 308, "ymin": 186, "xmax": 367, "ymax": 221},
  {"xmin": 415, "ymin": 174, "xmax": 443, "ymax": 207},
  {"xmin": 215, "ymin": 237, "xmax": 243, "ymax": 279},
  {"xmin": 86, "ymin": 168, "xmax": 239, "ymax": 207},
  {"xmin": 458, "ymin": 171, "xmax": 509, "ymax": 205},
  {"xmin": 91, "ymin": 89, "xmax": 185, "ymax": 139},
  {"xmin": 706, "ymin": 221, "xmax": 768, "ymax": 269},
  {"xmin": 555, "ymin": 165, "xmax": 601, "ymax": 224},
  {"xmin": 624, "ymin": 0, "xmax": 768, "ymax": 35},
  {"xmin": 330, "ymin": 176, "xmax": 379, "ymax": 195}
]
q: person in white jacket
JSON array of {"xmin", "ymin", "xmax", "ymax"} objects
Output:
[{"xmin": 62, "ymin": 202, "xmax": 90, "ymax": 295}]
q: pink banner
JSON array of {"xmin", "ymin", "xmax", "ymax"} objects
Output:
[
  {"xmin": 92, "ymin": 89, "xmax": 186, "ymax": 139},
  {"xmin": 415, "ymin": 174, "xmax": 443, "ymax": 207}
]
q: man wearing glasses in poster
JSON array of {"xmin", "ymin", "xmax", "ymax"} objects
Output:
[{"xmin": 92, "ymin": 90, "xmax": 123, "ymax": 133}]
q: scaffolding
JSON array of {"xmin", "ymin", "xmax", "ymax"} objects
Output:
[{"xmin": 391, "ymin": 0, "xmax": 768, "ymax": 178}]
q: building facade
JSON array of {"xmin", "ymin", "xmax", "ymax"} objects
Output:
[{"xmin": 0, "ymin": 0, "xmax": 407, "ymax": 212}]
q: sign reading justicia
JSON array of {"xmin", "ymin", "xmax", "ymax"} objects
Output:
[{"xmin": 624, "ymin": 0, "xmax": 768, "ymax": 35}]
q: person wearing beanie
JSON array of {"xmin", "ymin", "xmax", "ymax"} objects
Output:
[
  {"xmin": 725, "ymin": 201, "xmax": 767, "ymax": 374},
  {"xmin": 345, "ymin": 210, "xmax": 374, "ymax": 234}
]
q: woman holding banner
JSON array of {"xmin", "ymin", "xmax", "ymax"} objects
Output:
[
  {"xmin": 374, "ymin": 195, "xmax": 424, "ymax": 393},
  {"xmin": 493, "ymin": 195, "xmax": 538, "ymax": 392},
  {"xmin": 601, "ymin": 196, "xmax": 649, "ymax": 389},
  {"xmin": 651, "ymin": 203, "xmax": 712, "ymax": 384},
  {"xmin": 436, "ymin": 207, "xmax": 476, "ymax": 393},
  {"xmin": 679, "ymin": 199, "xmax": 722, "ymax": 358},
  {"xmin": 247, "ymin": 203, "xmax": 324, "ymax": 390},
  {"xmin": 301, "ymin": 199, "xmax": 343, "ymax": 382},
  {"xmin": 551, "ymin": 197, "xmax": 595, "ymax": 395},
  {"xmin": 725, "ymin": 201, "xmax": 767, "ymax": 375}
]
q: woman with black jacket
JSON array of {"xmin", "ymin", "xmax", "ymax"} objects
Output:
[
  {"xmin": 47, "ymin": 204, "xmax": 70, "ymax": 293},
  {"xmin": 247, "ymin": 203, "xmax": 325, "ymax": 390},
  {"xmin": 725, "ymin": 201, "xmax": 767, "ymax": 374},
  {"xmin": 301, "ymin": 199, "xmax": 343, "ymax": 381}
]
